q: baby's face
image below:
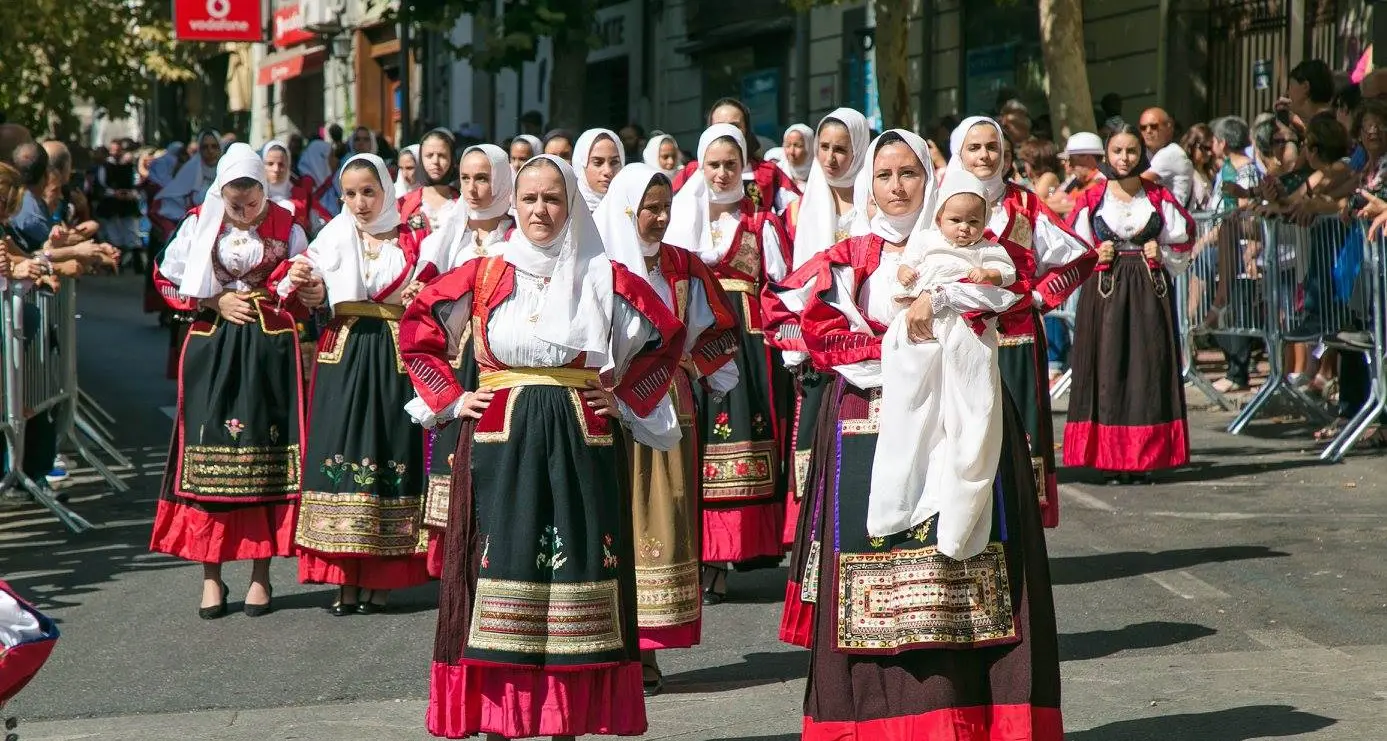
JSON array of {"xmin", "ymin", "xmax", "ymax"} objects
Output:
[{"xmin": 936, "ymin": 193, "xmax": 987, "ymax": 247}]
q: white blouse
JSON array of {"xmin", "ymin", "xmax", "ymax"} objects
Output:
[
  {"xmin": 1072, "ymin": 193, "xmax": 1191, "ymax": 274},
  {"xmin": 161, "ymin": 216, "xmax": 309, "ymax": 293},
  {"xmin": 420, "ymin": 198, "xmax": 460, "ymax": 233},
  {"xmin": 358, "ymin": 239, "xmax": 411, "ymax": 299},
  {"xmin": 692, "ymin": 210, "xmax": 788, "ymax": 281},
  {"xmin": 647, "ymin": 262, "xmax": 740, "ymax": 395},
  {"xmin": 988, "ymin": 200, "xmax": 1091, "ymax": 301}
]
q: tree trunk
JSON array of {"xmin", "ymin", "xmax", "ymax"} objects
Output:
[
  {"xmin": 874, "ymin": 0, "xmax": 915, "ymax": 131},
  {"xmin": 548, "ymin": 37, "xmax": 588, "ymax": 130},
  {"xmin": 1038, "ymin": 0, "xmax": 1096, "ymax": 138}
]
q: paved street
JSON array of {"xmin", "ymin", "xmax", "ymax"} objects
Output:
[{"xmin": 4, "ymin": 275, "xmax": 1387, "ymax": 740}]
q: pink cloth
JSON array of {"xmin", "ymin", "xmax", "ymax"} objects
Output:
[
  {"xmin": 297, "ymin": 552, "xmax": 432, "ymax": 590},
  {"xmin": 638, "ymin": 620, "xmax": 701, "ymax": 651}
]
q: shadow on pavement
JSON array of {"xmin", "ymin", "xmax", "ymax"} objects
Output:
[
  {"xmin": 1050, "ymin": 545, "xmax": 1289, "ymax": 586},
  {"xmin": 267, "ymin": 582, "xmax": 440, "ymax": 614},
  {"xmin": 1057, "ymin": 456, "xmax": 1318, "ymax": 486},
  {"xmin": 1060, "ymin": 621, "xmax": 1217, "ymax": 662},
  {"xmin": 1067, "ymin": 704, "xmax": 1336, "ymax": 740},
  {"xmin": 665, "ymin": 650, "xmax": 808, "ymax": 693}
]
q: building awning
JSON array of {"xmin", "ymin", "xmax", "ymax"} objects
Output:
[{"xmin": 257, "ymin": 46, "xmax": 326, "ymax": 86}]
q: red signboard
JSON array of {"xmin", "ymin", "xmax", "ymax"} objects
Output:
[
  {"xmin": 273, "ymin": 3, "xmax": 317, "ymax": 47},
  {"xmin": 174, "ymin": 0, "xmax": 264, "ymax": 42}
]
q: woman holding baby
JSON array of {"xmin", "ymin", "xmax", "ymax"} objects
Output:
[
  {"xmin": 150, "ymin": 143, "xmax": 317, "ymax": 619},
  {"xmin": 764, "ymin": 130, "xmax": 1063, "ymax": 740}
]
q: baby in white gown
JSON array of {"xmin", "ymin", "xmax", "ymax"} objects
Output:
[{"xmin": 868, "ymin": 171, "xmax": 1022, "ymax": 561}]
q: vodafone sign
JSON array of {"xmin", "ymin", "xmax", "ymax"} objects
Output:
[{"xmin": 174, "ymin": 0, "xmax": 264, "ymax": 42}]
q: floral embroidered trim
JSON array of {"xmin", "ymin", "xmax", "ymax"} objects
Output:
[
  {"xmin": 319, "ymin": 455, "xmax": 409, "ymax": 495},
  {"xmin": 601, "ymin": 534, "xmax": 619, "ymax": 569},
  {"xmin": 712, "ymin": 411, "xmax": 732, "ymax": 440},
  {"xmin": 634, "ymin": 560, "xmax": 701, "ymax": 628},
  {"xmin": 224, "ymin": 419, "xmax": 245, "ymax": 440},
  {"xmin": 466, "ymin": 577, "xmax": 624, "ymax": 657},
  {"xmin": 179, "ymin": 444, "xmax": 301, "ymax": 498},
  {"xmin": 537, "ymin": 525, "xmax": 568, "ymax": 571},
  {"xmin": 294, "ymin": 491, "xmax": 423, "ymax": 556}
]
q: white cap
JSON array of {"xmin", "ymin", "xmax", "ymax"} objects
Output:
[{"xmin": 1061, "ymin": 132, "xmax": 1104, "ymax": 158}]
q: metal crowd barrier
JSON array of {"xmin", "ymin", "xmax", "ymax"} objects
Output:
[{"xmin": 2, "ymin": 280, "xmax": 131, "ymax": 532}]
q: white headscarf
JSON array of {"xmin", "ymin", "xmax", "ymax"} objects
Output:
[
  {"xmin": 260, "ymin": 140, "xmax": 294, "ymax": 203},
  {"xmin": 946, "ymin": 116, "xmax": 1008, "ymax": 206},
  {"xmin": 852, "ymin": 129, "xmax": 936, "ymax": 244},
  {"xmin": 503, "ymin": 154, "xmax": 614, "ymax": 365},
  {"xmin": 572, "ymin": 128, "xmax": 625, "ymax": 212},
  {"xmin": 420, "ymin": 144, "xmax": 514, "ymax": 270},
  {"xmin": 308, "ymin": 153, "xmax": 400, "ymax": 306},
  {"xmin": 593, "ymin": 163, "xmax": 667, "ymax": 282},
  {"xmin": 664, "ymin": 124, "xmax": 748, "ymax": 256},
  {"xmin": 393, "ymin": 144, "xmax": 421, "ymax": 195},
  {"xmin": 791, "ymin": 108, "xmax": 871, "ymax": 268},
  {"xmin": 159, "ymin": 130, "xmax": 222, "ymax": 210},
  {"xmin": 510, "ymin": 135, "xmax": 543, "ymax": 168},
  {"xmin": 349, "ymin": 127, "xmax": 379, "ymax": 156},
  {"xmin": 178, "ymin": 143, "xmax": 268, "ymax": 299},
  {"xmin": 297, "ymin": 139, "xmax": 332, "ymax": 186},
  {"xmin": 147, "ymin": 142, "xmax": 185, "ymax": 188},
  {"xmin": 780, "ymin": 123, "xmax": 815, "ymax": 182},
  {"xmin": 642, "ymin": 134, "xmax": 679, "ymax": 179}
]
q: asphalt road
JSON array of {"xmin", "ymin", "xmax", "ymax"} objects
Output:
[{"xmin": 4, "ymin": 275, "xmax": 1387, "ymax": 740}]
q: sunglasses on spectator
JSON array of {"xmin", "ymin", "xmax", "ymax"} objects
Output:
[{"xmin": 1139, "ymin": 123, "xmax": 1164, "ymax": 131}]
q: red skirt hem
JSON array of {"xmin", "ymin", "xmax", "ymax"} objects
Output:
[
  {"xmin": 782, "ymin": 493, "xmax": 802, "ymax": 546},
  {"xmin": 779, "ymin": 580, "xmax": 814, "ymax": 648},
  {"xmin": 702, "ymin": 501, "xmax": 785, "ymax": 562},
  {"xmin": 1061, "ymin": 419, "xmax": 1190, "ymax": 472},
  {"xmin": 297, "ymin": 551, "xmax": 431, "ymax": 589},
  {"xmin": 149, "ymin": 499, "xmax": 296, "ymax": 563},
  {"xmin": 638, "ymin": 620, "xmax": 701, "ymax": 651},
  {"xmin": 1040, "ymin": 473, "xmax": 1059, "ymax": 529},
  {"xmin": 426, "ymin": 660, "xmax": 648, "ymax": 738},
  {"xmin": 803, "ymin": 704, "xmax": 1064, "ymax": 741},
  {"xmin": 425, "ymin": 530, "xmax": 445, "ymax": 579}
]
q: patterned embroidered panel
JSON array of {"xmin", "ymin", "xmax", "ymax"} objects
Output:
[
  {"xmin": 468, "ymin": 577, "xmax": 625, "ymax": 656},
  {"xmin": 423, "ymin": 472, "xmax": 451, "ymax": 529},
  {"xmin": 565, "ymin": 389, "xmax": 614, "ymax": 446},
  {"xmin": 839, "ymin": 389, "xmax": 882, "ymax": 436},
  {"xmin": 727, "ymin": 231, "xmax": 762, "ymax": 279},
  {"xmin": 793, "ymin": 448, "xmax": 813, "ymax": 501},
  {"xmin": 180, "ymin": 444, "xmax": 301, "ymax": 497},
  {"xmin": 1031, "ymin": 455, "xmax": 1048, "ymax": 508},
  {"xmin": 295, "ymin": 491, "xmax": 423, "ymax": 556},
  {"xmin": 316, "ymin": 317, "xmax": 358, "ymax": 364},
  {"xmin": 634, "ymin": 560, "xmax": 701, "ymax": 628},
  {"xmin": 835, "ymin": 543, "xmax": 1016, "ymax": 651},
  {"xmin": 701, "ymin": 441, "xmax": 776, "ymax": 501},
  {"xmin": 799, "ymin": 540, "xmax": 822, "ymax": 604},
  {"xmin": 997, "ymin": 334, "xmax": 1035, "ymax": 347}
]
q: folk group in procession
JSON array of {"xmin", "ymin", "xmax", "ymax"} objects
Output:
[{"xmin": 140, "ymin": 95, "xmax": 1195, "ymax": 740}]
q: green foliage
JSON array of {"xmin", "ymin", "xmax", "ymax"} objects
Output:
[
  {"xmin": 407, "ymin": 0, "xmax": 600, "ymax": 73},
  {"xmin": 0, "ymin": 0, "xmax": 208, "ymax": 135}
]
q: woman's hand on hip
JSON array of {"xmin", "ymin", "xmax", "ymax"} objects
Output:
[{"xmin": 582, "ymin": 381, "xmax": 620, "ymax": 418}]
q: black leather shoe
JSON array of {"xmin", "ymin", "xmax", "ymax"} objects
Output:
[
  {"xmin": 643, "ymin": 668, "xmax": 664, "ymax": 697},
  {"xmin": 330, "ymin": 587, "xmax": 358, "ymax": 617},
  {"xmin": 199, "ymin": 581, "xmax": 229, "ymax": 620},
  {"xmin": 244, "ymin": 586, "xmax": 274, "ymax": 618},
  {"xmin": 701, "ymin": 566, "xmax": 727, "ymax": 606}
]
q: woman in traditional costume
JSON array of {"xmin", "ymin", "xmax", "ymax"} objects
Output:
[
  {"xmin": 292, "ymin": 153, "xmax": 431, "ymax": 614},
  {"xmin": 572, "ymin": 128, "xmax": 625, "ymax": 212},
  {"xmin": 542, "ymin": 129, "xmax": 577, "ymax": 163},
  {"xmin": 672, "ymin": 99, "xmax": 801, "ymax": 214},
  {"xmin": 398, "ymin": 154, "xmax": 685, "ymax": 739},
  {"xmin": 594, "ymin": 162, "xmax": 740, "ymax": 695},
  {"xmin": 777, "ymin": 123, "xmax": 814, "ymax": 192},
  {"xmin": 150, "ymin": 143, "xmax": 310, "ymax": 618},
  {"xmin": 394, "ymin": 144, "xmax": 423, "ymax": 196},
  {"xmin": 508, "ymin": 135, "xmax": 542, "ymax": 172},
  {"xmin": 153, "ymin": 131, "xmax": 224, "ymax": 380},
  {"xmin": 261, "ymin": 140, "xmax": 312, "ymax": 233},
  {"xmin": 767, "ymin": 107, "xmax": 870, "ymax": 558},
  {"xmin": 764, "ymin": 129, "xmax": 1064, "ymax": 740},
  {"xmin": 296, "ymin": 139, "xmax": 340, "ymax": 236},
  {"xmin": 666, "ymin": 123, "xmax": 791, "ymax": 604},
  {"xmin": 945, "ymin": 116, "xmax": 1095, "ymax": 527},
  {"xmin": 642, "ymin": 133, "xmax": 681, "ymax": 180},
  {"xmin": 1064, "ymin": 125, "xmax": 1193, "ymax": 483},
  {"xmin": 399, "ymin": 129, "xmax": 460, "ymax": 245},
  {"xmin": 410, "ymin": 143, "xmax": 516, "ymax": 578}
]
